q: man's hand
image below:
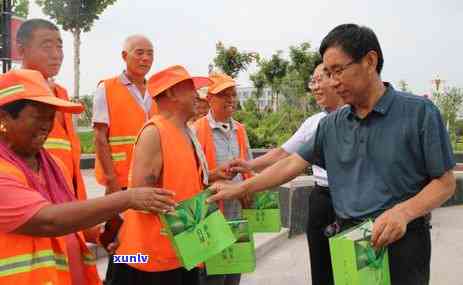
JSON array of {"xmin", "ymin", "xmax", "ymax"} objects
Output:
[
  {"xmin": 228, "ymin": 159, "xmax": 253, "ymax": 175},
  {"xmin": 213, "ymin": 163, "xmax": 235, "ymax": 180},
  {"xmin": 105, "ymin": 176, "xmax": 122, "ymax": 195},
  {"xmin": 98, "ymin": 224, "xmax": 120, "ymax": 254},
  {"xmin": 106, "ymin": 239, "xmax": 119, "ymax": 254},
  {"xmin": 371, "ymin": 206, "xmax": 411, "ymax": 250},
  {"xmin": 207, "ymin": 182, "xmax": 248, "ymax": 203},
  {"xmin": 127, "ymin": 187, "xmax": 177, "ymax": 213}
]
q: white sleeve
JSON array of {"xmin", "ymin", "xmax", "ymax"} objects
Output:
[
  {"xmin": 92, "ymin": 84, "xmax": 110, "ymax": 126},
  {"xmin": 281, "ymin": 113, "xmax": 322, "ymax": 154}
]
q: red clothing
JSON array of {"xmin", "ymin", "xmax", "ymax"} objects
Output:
[
  {"xmin": 0, "ymin": 174, "xmax": 49, "ymax": 232},
  {"xmin": 0, "ymin": 173, "xmax": 86, "ymax": 285}
]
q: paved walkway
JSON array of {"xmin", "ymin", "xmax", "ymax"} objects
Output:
[
  {"xmin": 84, "ymin": 170, "xmax": 463, "ymax": 284},
  {"xmin": 241, "ymin": 206, "xmax": 463, "ymax": 285}
]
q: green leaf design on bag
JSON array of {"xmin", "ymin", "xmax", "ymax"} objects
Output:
[
  {"xmin": 252, "ymin": 191, "xmax": 279, "ymax": 209},
  {"xmin": 164, "ymin": 188, "xmax": 219, "ymax": 236},
  {"xmin": 229, "ymin": 220, "xmax": 251, "ymax": 242}
]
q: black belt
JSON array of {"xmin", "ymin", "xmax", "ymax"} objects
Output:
[
  {"xmin": 335, "ymin": 213, "xmax": 431, "ymax": 230},
  {"xmin": 325, "ymin": 213, "xmax": 431, "ymax": 238},
  {"xmin": 314, "ymin": 183, "xmax": 329, "ymax": 191}
]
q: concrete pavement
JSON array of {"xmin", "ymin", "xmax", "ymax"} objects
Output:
[{"xmin": 84, "ymin": 170, "xmax": 463, "ymax": 284}]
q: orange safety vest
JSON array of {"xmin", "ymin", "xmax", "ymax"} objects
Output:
[
  {"xmin": 94, "ymin": 76, "xmax": 157, "ymax": 188},
  {"xmin": 116, "ymin": 115, "xmax": 204, "ymax": 272},
  {"xmin": 193, "ymin": 116, "xmax": 252, "ymax": 211},
  {"xmin": 193, "ymin": 116, "xmax": 251, "ymax": 171},
  {"xmin": 43, "ymin": 84, "xmax": 87, "ymax": 200},
  {"xmin": 0, "ymin": 157, "xmax": 101, "ymax": 285}
]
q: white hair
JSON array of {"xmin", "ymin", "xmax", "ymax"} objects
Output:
[{"xmin": 122, "ymin": 34, "xmax": 153, "ymax": 52}]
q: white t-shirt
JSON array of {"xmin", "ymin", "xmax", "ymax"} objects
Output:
[
  {"xmin": 282, "ymin": 111, "xmax": 329, "ymax": 187},
  {"xmin": 92, "ymin": 72, "xmax": 152, "ymax": 126}
]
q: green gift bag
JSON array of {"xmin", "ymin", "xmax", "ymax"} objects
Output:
[
  {"xmin": 160, "ymin": 189, "xmax": 236, "ymax": 270},
  {"xmin": 205, "ymin": 219, "xmax": 256, "ymax": 275},
  {"xmin": 242, "ymin": 191, "xmax": 281, "ymax": 233},
  {"xmin": 329, "ymin": 220, "xmax": 391, "ymax": 285}
]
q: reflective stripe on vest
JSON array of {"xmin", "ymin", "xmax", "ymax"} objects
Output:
[
  {"xmin": 44, "ymin": 138, "xmax": 72, "ymax": 151},
  {"xmin": 82, "ymin": 252, "xmax": 96, "ymax": 266},
  {"xmin": 111, "ymin": 152, "xmax": 127, "ymax": 162},
  {"xmin": 0, "ymin": 250, "xmax": 69, "ymax": 277},
  {"xmin": 108, "ymin": 136, "xmax": 137, "ymax": 146}
]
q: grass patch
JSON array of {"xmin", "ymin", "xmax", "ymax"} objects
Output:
[{"xmin": 78, "ymin": 131, "xmax": 95, "ymax": 154}]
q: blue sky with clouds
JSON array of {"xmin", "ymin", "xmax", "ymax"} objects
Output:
[{"xmin": 26, "ymin": 0, "xmax": 462, "ymax": 96}]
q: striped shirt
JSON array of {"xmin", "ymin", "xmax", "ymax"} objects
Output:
[{"xmin": 206, "ymin": 112, "xmax": 253, "ymax": 219}]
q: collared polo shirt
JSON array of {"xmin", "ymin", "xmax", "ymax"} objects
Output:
[
  {"xmin": 92, "ymin": 71, "xmax": 152, "ymax": 126},
  {"xmin": 297, "ymin": 83, "xmax": 455, "ymax": 218}
]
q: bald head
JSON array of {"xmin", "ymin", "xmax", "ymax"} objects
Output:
[
  {"xmin": 123, "ymin": 35, "xmax": 153, "ymax": 52},
  {"xmin": 122, "ymin": 35, "xmax": 154, "ymax": 78}
]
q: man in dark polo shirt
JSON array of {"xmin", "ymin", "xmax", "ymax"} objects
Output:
[{"xmin": 208, "ymin": 24, "xmax": 456, "ymax": 285}]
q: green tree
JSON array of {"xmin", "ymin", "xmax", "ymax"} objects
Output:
[
  {"xmin": 288, "ymin": 42, "xmax": 321, "ymax": 91},
  {"xmin": 35, "ymin": 0, "xmax": 117, "ymax": 99},
  {"xmin": 257, "ymin": 50, "xmax": 289, "ymax": 111},
  {"xmin": 213, "ymin": 41, "xmax": 259, "ymax": 78},
  {"xmin": 433, "ymin": 87, "xmax": 463, "ymax": 146},
  {"xmin": 1, "ymin": 0, "xmax": 29, "ymax": 17},
  {"xmin": 76, "ymin": 94, "xmax": 93, "ymax": 127},
  {"xmin": 249, "ymin": 70, "xmax": 266, "ymax": 106},
  {"xmin": 397, "ymin": 79, "xmax": 410, "ymax": 92}
]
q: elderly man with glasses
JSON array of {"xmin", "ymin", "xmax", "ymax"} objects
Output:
[{"xmin": 229, "ymin": 60, "xmax": 343, "ymax": 285}]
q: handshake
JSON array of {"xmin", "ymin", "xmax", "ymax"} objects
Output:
[{"xmin": 211, "ymin": 158, "xmax": 254, "ymax": 181}]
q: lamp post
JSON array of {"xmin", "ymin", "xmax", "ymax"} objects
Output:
[{"xmin": 1, "ymin": 0, "xmax": 13, "ymax": 73}]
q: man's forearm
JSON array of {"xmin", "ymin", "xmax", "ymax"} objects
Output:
[
  {"xmin": 16, "ymin": 191, "xmax": 131, "ymax": 237},
  {"xmin": 249, "ymin": 148, "xmax": 290, "ymax": 172},
  {"xmin": 95, "ymin": 132, "xmax": 117, "ymax": 182},
  {"xmin": 395, "ymin": 170, "xmax": 456, "ymax": 222},
  {"xmin": 241, "ymin": 153, "xmax": 308, "ymax": 194}
]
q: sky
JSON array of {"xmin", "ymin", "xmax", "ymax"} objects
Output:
[{"xmin": 24, "ymin": 0, "xmax": 463, "ymax": 97}]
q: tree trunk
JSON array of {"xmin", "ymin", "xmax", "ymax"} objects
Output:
[
  {"xmin": 73, "ymin": 28, "xmax": 81, "ymax": 100},
  {"xmin": 273, "ymin": 92, "xmax": 279, "ymax": 112},
  {"xmin": 72, "ymin": 28, "xmax": 81, "ymax": 129}
]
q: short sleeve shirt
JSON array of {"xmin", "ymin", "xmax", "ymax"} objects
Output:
[
  {"xmin": 92, "ymin": 71, "xmax": 152, "ymax": 126},
  {"xmin": 282, "ymin": 111, "xmax": 329, "ymax": 186},
  {"xmin": 206, "ymin": 112, "xmax": 253, "ymax": 219},
  {"xmin": 0, "ymin": 174, "xmax": 50, "ymax": 233},
  {"xmin": 297, "ymin": 83, "xmax": 455, "ymax": 218}
]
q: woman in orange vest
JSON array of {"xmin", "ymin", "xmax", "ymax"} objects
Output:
[
  {"xmin": 0, "ymin": 69, "xmax": 176, "ymax": 285},
  {"xmin": 193, "ymin": 73, "xmax": 253, "ymax": 285}
]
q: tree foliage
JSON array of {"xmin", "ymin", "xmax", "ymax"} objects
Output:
[
  {"xmin": 250, "ymin": 42, "xmax": 320, "ymax": 112},
  {"xmin": 36, "ymin": 0, "xmax": 117, "ymax": 99},
  {"xmin": 397, "ymin": 79, "xmax": 410, "ymax": 92},
  {"xmin": 433, "ymin": 87, "xmax": 463, "ymax": 146},
  {"xmin": 77, "ymin": 94, "xmax": 93, "ymax": 126},
  {"xmin": 213, "ymin": 41, "xmax": 259, "ymax": 78},
  {"xmin": 35, "ymin": 0, "xmax": 117, "ymax": 33},
  {"xmin": 1, "ymin": 0, "xmax": 29, "ymax": 18},
  {"xmin": 288, "ymin": 42, "xmax": 321, "ymax": 91}
]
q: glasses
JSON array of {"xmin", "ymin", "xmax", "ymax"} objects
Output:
[
  {"xmin": 308, "ymin": 73, "xmax": 328, "ymax": 90},
  {"xmin": 325, "ymin": 59, "xmax": 359, "ymax": 80}
]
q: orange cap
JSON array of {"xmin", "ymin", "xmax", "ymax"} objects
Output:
[
  {"xmin": 148, "ymin": 65, "xmax": 211, "ymax": 98},
  {"xmin": 0, "ymin": 69, "xmax": 83, "ymax": 114},
  {"xmin": 207, "ymin": 73, "xmax": 236, "ymax": 95}
]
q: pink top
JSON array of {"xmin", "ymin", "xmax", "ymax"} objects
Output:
[{"xmin": 0, "ymin": 173, "xmax": 87, "ymax": 284}]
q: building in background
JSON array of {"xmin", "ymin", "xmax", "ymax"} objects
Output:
[{"xmin": 236, "ymin": 86, "xmax": 279, "ymax": 111}]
